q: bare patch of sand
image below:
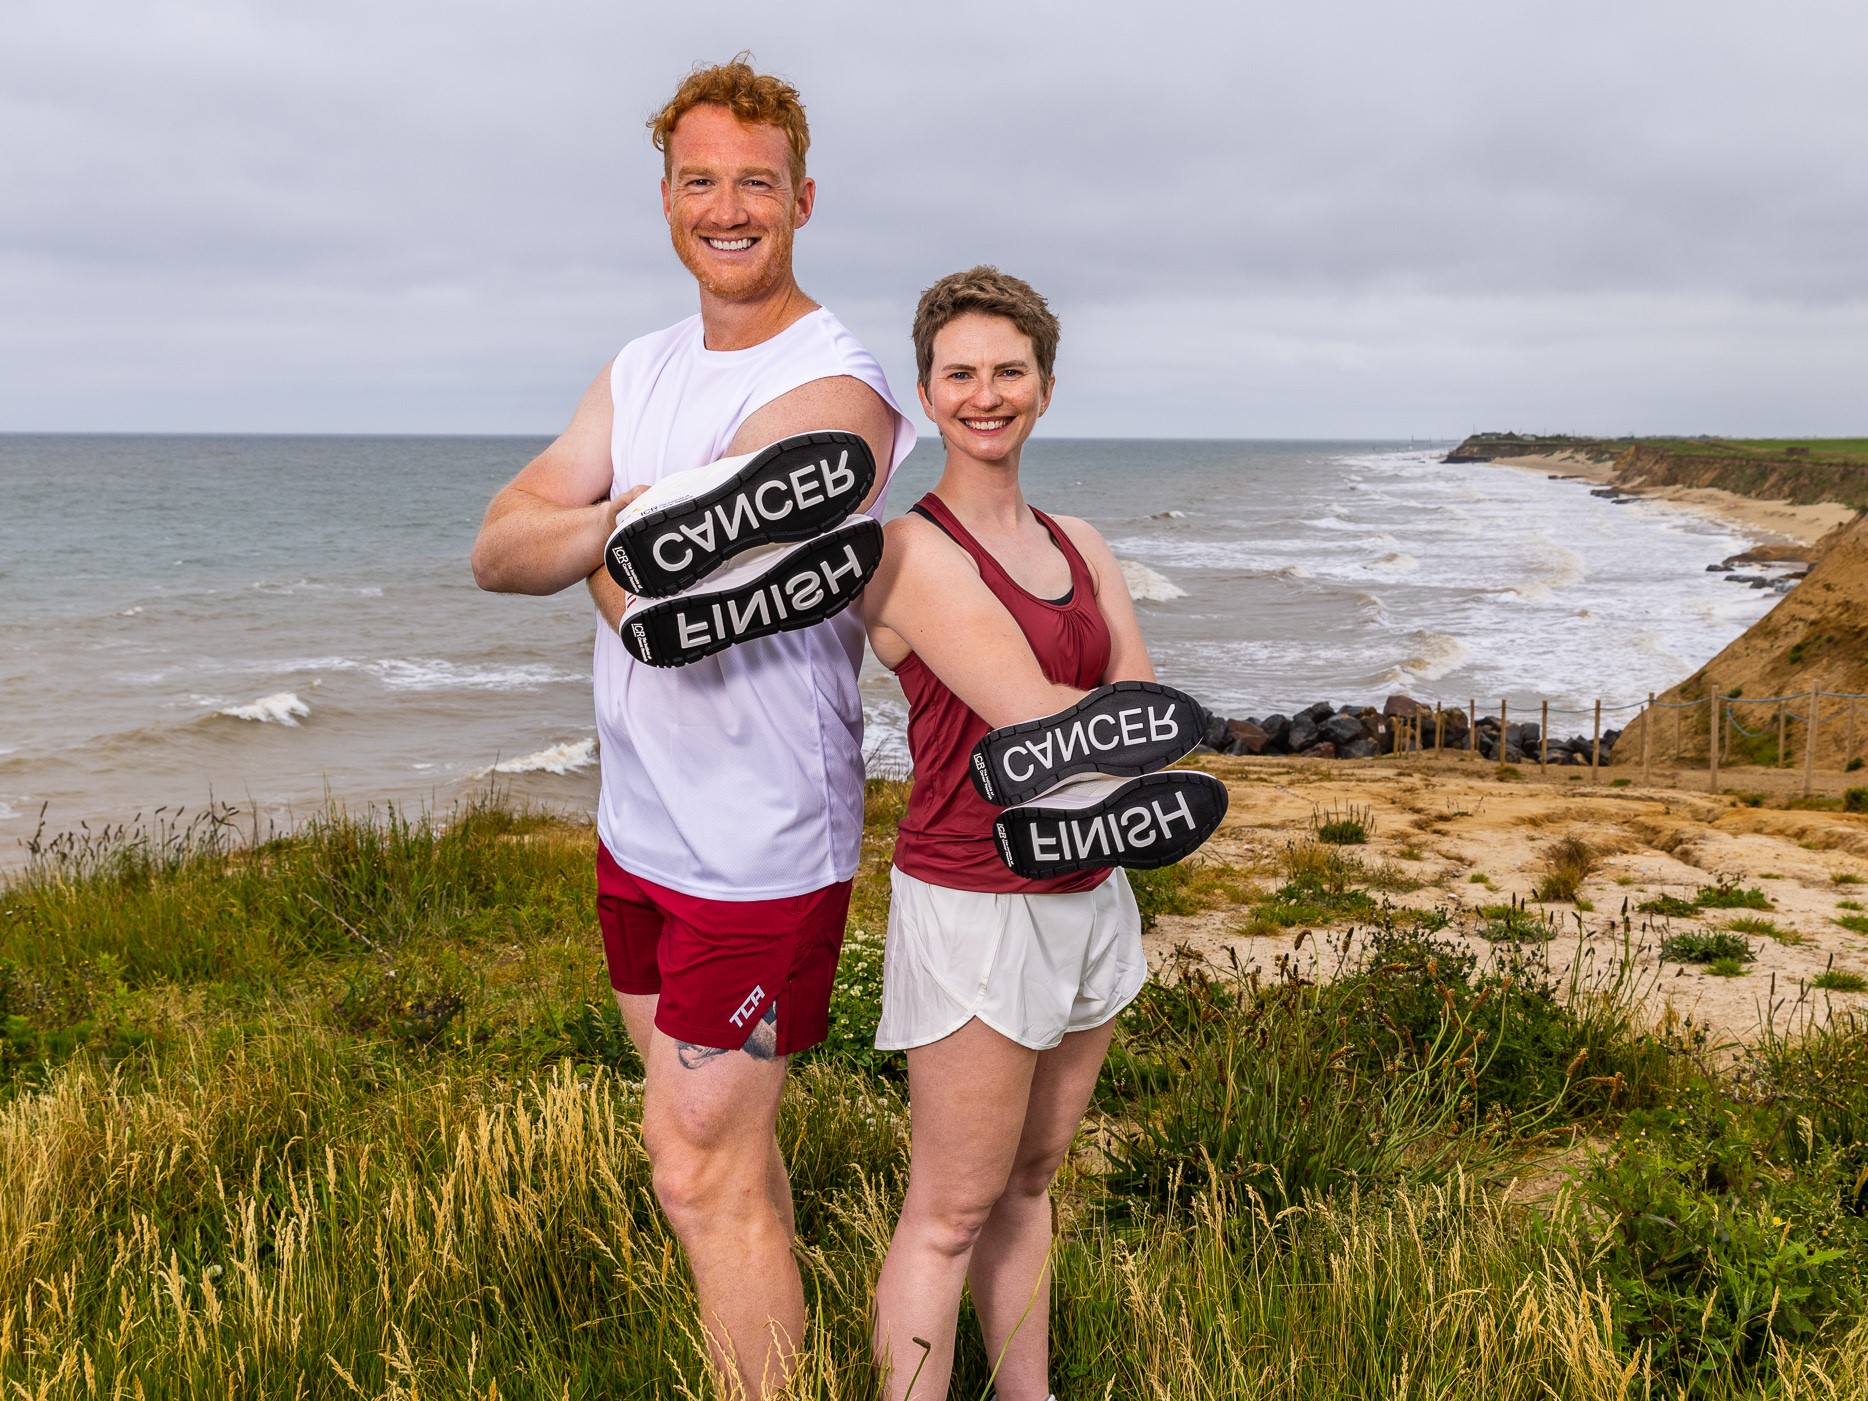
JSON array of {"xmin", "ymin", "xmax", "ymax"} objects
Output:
[{"xmin": 1149, "ymin": 757, "xmax": 1868, "ymax": 1044}]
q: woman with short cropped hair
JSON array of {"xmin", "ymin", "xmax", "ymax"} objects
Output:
[{"xmin": 861, "ymin": 266, "xmax": 1216, "ymax": 1400}]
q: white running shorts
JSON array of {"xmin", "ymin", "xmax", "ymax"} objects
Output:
[{"xmin": 876, "ymin": 867, "xmax": 1147, "ymax": 1052}]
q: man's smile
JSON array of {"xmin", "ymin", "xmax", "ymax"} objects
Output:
[
  {"xmin": 702, "ymin": 235, "xmax": 758, "ymax": 251},
  {"xmin": 961, "ymin": 417, "xmax": 1010, "ymax": 433}
]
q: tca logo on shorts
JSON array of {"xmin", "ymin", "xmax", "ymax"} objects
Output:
[{"xmin": 729, "ymin": 984, "xmax": 767, "ymax": 1028}]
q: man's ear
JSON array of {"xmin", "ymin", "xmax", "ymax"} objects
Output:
[
  {"xmin": 792, "ymin": 175, "xmax": 816, "ymax": 230},
  {"xmin": 661, "ymin": 177, "xmax": 672, "ymax": 224},
  {"xmin": 1037, "ymin": 376, "xmax": 1056, "ymax": 418},
  {"xmin": 916, "ymin": 379, "xmax": 935, "ymax": 422}
]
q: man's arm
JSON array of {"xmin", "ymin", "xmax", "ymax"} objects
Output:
[
  {"xmin": 1050, "ymin": 515, "xmax": 1157, "ymax": 685},
  {"xmin": 586, "ymin": 373, "xmax": 898, "ymax": 632},
  {"xmin": 471, "ymin": 363, "xmax": 620, "ymax": 596},
  {"xmin": 863, "ymin": 515, "xmax": 1087, "ymax": 731}
]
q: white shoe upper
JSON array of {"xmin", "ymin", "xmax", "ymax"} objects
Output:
[{"xmin": 614, "ymin": 451, "xmax": 755, "ymax": 525}]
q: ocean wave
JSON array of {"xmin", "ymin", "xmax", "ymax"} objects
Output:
[
  {"xmin": 1370, "ymin": 551, "xmax": 1419, "ymax": 573},
  {"xmin": 119, "ymin": 606, "xmax": 143, "ymax": 616},
  {"xmin": 1118, "ymin": 559, "xmax": 1187, "ymax": 602},
  {"xmin": 366, "ymin": 659, "xmax": 582, "ymax": 692},
  {"xmin": 0, "ymin": 803, "xmax": 19, "ymax": 822},
  {"xmin": 491, "ymin": 738, "xmax": 597, "ymax": 775},
  {"xmin": 1380, "ymin": 632, "xmax": 1469, "ymax": 685},
  {"xmin": 1529, "ymin": 537, "xmax": 1587, "ymax": 590},
  {"xmin": 1148, "ymin": 509, "xmax": 1188, "ymax": 520},
  {"xmin": 253, "ymin": 579, "xmax": 385, "ymax": 598},
  {"xmin": 218, "ymin": 692, "xmax": 310, "ymax": 726}
]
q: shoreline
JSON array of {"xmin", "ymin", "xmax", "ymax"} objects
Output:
[{"xmin": 1490, "ymin": 451, "xmax": 1858, "ymax": 552}]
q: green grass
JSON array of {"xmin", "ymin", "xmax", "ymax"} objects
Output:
[
  {"xmin": 1813, "ymin": 970, "xmax": 1867, "ymax": 993},
  {"xmin": 1637, "ymin": 893, "xmax": 1702, "ymax": 918},
  {"xmin": 1725, "ymin": 916, "xmax": 1802, "ymax": 944},
  {"xmin": 1312, "ymin": 801, "xmax": 1373, "ymax": 846},
  {"xmin": 1659, "ymin": 930, "xmax": 1756, "ymax": 966},
  {"xmin": 3, "ymin": 791, "xmax": 1867, "ymax": 1397},
  {"xmin": 1534, "ymin": 834, "xmax": 1598, "ymax": 904},
  {"xmin": 1836, "ymin": 914, "xmax": 1868, "ymax": 935},
  {"xmin": 1694, "ymin": 878, "xmax": 1773, "ymax": 910}
]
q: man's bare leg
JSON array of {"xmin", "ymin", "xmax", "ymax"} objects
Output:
[{"xmin": 616, "ymin": 991, "xmax": 802, "ymax": 1397}]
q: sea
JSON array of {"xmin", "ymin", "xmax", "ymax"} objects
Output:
[{"xmin": 0, "ymin": 435, "xmax": 1793, "ymax": 867}]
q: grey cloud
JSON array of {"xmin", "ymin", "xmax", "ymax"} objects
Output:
[{"xmin": 1, "ymin": 0, "xmax": 1864, "ymax": 433}]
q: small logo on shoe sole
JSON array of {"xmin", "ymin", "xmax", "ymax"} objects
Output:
[
  {"xmin": 972, "ymin": 751, "xmax": 997, "ymax": 803},
  {"xmin": 729, "ymin": 984, "xmax": 767, "ymax": 1028},
  {"xmin": 609, "ymin": 544, "xmax": 643, "ymax": 593},
  {"xmin": 627, "ymin": 620, "xmax": 652, "ymax": 660}
]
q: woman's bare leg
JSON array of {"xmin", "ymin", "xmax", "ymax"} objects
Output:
[
  {"xmin": 966, "ymin": 1020, "xmax": 1116, "ymax": 1401},
  {"xmin": 873, "ymin": 1019, "xmax": 1038, "ymax": 1400}
]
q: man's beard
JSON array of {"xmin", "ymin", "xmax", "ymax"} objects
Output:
[{"xmin": 671, "ymin": 217, "xmax": 796, "ymax": 301}]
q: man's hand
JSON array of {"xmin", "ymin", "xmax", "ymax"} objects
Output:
[{"xmin": 587, "ymin": 486, "xmax": 648, "ymax": 632}]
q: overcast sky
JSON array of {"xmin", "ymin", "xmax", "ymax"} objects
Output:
[{"xmin": 3, "ymin": 1, "xmax": 1865, "ymax": 437}]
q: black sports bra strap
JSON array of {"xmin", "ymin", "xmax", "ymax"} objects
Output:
[{"xmin": 909, "ymin": 501, "xmax": 963, "ymax": 546}]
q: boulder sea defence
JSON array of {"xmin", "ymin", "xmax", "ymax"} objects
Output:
[{"xmin": 1193, "ymin": 694, "xmax": 1620, "ymax": 766}]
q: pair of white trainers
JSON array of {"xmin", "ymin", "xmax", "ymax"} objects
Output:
[
  {"xmin": 606, "ymin": 431, "xmax": 880, "ymax": 667},
  {"xmin": 972, "ymin": 681, "xmax": 1230, "ymax": 880}
]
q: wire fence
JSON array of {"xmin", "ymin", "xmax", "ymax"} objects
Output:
[{"xmin": 1383, "ymin": 688, "xmax": 1868, "ymax": 795}]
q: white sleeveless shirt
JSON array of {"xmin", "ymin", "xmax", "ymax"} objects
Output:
[{"xmin": 595, "ymin": 308, "xmax": 916, "ymax": 900}]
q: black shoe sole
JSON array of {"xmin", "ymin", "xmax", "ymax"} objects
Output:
[
  {"xmin": 619, "ymin": 518, "xmax": 883, "ymax": 668},
  {"xmin": 992, "ymin": 772, "xmax": 1229, "ymax": 880},
  {"xmin": 606, "ymin": 431, "xmax": 877, "ymax": 598},
  {"xmin": 970, "ymin": 680, "xmax": 1205, "ymax": 805}
]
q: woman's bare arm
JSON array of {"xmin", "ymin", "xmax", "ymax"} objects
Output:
[
  {"xmin": 1050, "ymin": 514, "xmax": 1156, "ymax": 684},
  {"xmin": 864, "ymin": 514, "xmax": 1086, "ymax": 730}
]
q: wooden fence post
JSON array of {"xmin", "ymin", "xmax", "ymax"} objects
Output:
[
  {"xmin": 1643, "ymin": 692, "xmax": 1654, "ymax": 785},
  {"xmin": 1541, "ymin": 700, "xmax": 1550, "ymax": 772},
  {"xmin": 1709, "ymin": 693, "xmax": 1721, "ymax": 793},
  {"xmin": 1591, "ymin": 700, "xmax": 1602, "ymax": 779},
  {"xmin": 1804, "ymin": 691, "xmax": 1818, "ymax": 796},
  {"xmin": 1849, "ymin": 698, "xmax": 1858, "ymax": 771},
  {"xmin": 1778, "ymin": 704, "xmax": 1789, "ymax": 769}
]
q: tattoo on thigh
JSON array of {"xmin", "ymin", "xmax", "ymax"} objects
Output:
[
  {"xmin": 675, "ymin": 1041, "xmax": 730, "ymax": 1070},
  {"xmin": 741, "ymin": 1000, "xmax": 779, "ymax": 1061},
  {"xmin": 674, "ymin": 1001, "xmax": 780, "ymax": 1069}
]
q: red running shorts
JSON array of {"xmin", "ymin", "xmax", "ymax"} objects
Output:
[{"xmin": 596, "ymin": 842, "xmax": 852, "ymax": 1055}]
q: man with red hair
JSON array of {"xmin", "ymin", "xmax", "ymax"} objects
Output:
[{"xmin": 472, "ymin": 56, "xmax": 913, "ymax": 1397}]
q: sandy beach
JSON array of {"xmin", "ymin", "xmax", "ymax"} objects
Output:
[
  {"xmin": 1493, "ymin": 450, "xmax": 1860, "ymax": 551},
  {"xmin": 1150, "ymin": 755, "xmax": 1868, "ymax": 1043}
]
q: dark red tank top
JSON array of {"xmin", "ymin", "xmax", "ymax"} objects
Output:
[{"xmin": 891, "ymin": 493, "xmax": 1114, "ymax": 894}]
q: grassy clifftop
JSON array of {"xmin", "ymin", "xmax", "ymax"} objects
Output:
[
  {"xmin": 4, "ymin": 791, "xmax": 1868, "ymax": 1395},
  {"xmin": 1449, "ymin": 434, "xmax": 1868, "ymax": 511}
]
